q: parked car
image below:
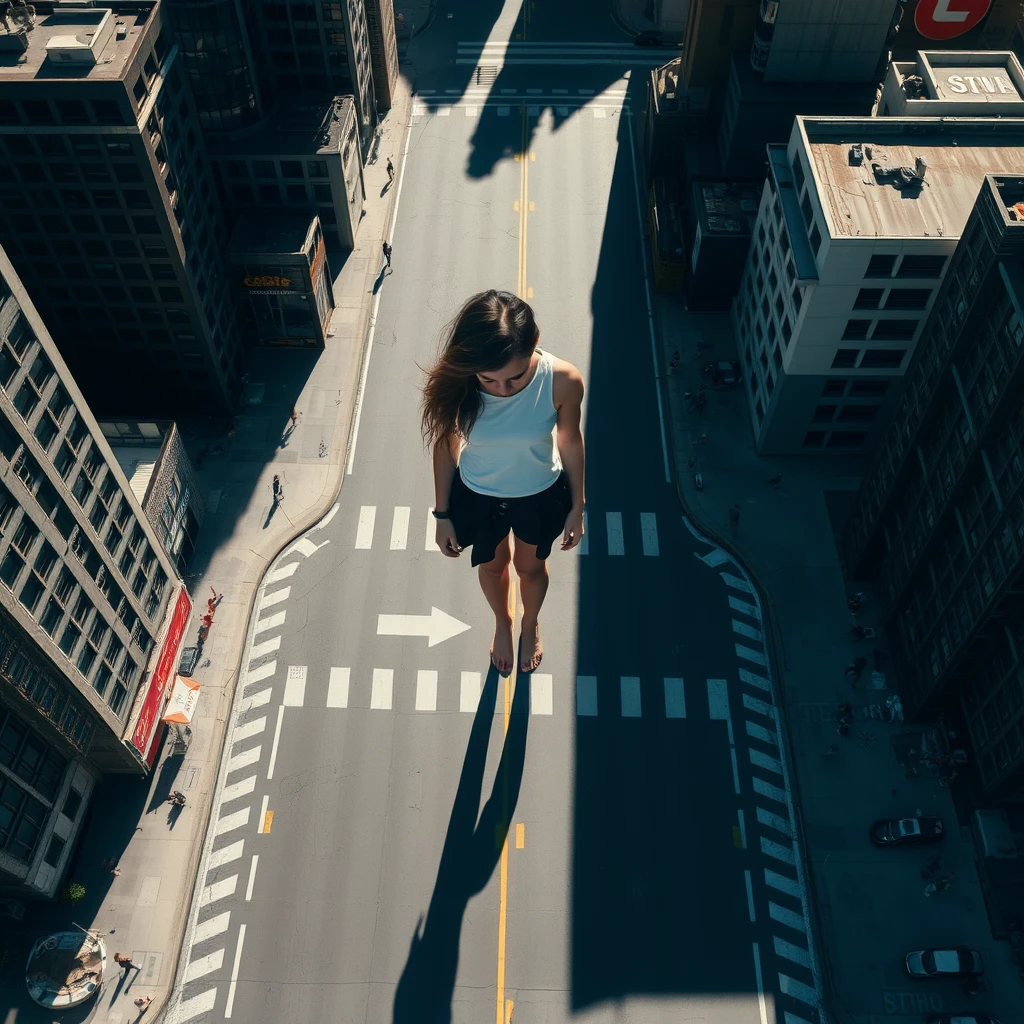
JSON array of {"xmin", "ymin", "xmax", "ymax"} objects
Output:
[
  {"xmin": 703, "ymin": 360, "xmax": 742, "ymax": 387},
  {"xmin": 928, "ymin": 1016, "xmax": 1001, "ymax": 1024},
  {"xmin": 905, "ymin": 948, "xmax": 983, "ymax": 979},
  {"xmin": 871, "ymin": 816, "xmax": 944, "ymax": 846}
]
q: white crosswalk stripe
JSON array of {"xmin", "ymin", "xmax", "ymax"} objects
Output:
[
  {"xmin": 750, "ymin": 749, "xmax": 784, "ymax": 775},
  {"xmin": 226, "ymin": 746, "xmax": 261, "ymax": 775},
  {"xmin": 208, "ymin": 840, "xmax": 245, "ymax": 870},
  {"xmin": 460, "ymin": 671, "xmax": 481, "ymax": 712},
  {"xmin": 455, "ymin": 40, "xmax": 681, "ymax": 67},
  {"xmin": 214, "ymin": 807, "xmax": 250, "ymax": 837},
  {"xmin": 244, "ymin": 661, "xmax": 276, "ymax": 687},
  {"xmin": 732, "ymin": 619, "xmax": 763, "ymax": 642},
  {"xmin": 232, "ymin": 717, "xmax": 266, "ymax": 743},
  {"xmin": 745, "ymin": 720, "xmax": 778, "ymax": 746},
  {"xmin": 355, "ymin": 506, "xmax": 375, "ymax": 549},
  {"xmin": 739, "ymin": 667, "xmax": 772, "ymax": 692},
  {"xmin": 193, "ymin": 910, "xmax": 231, "ymax": 944},
  {"xmin": 774, "ymin": 936, "xmax": 812, "ymax": 969},
  {"xmin": 254, "ymin": 610, "xmax": 286, "ymax": 634},
  {"xmin": 258, "ymin": 587, "xmax": 289, "ymax": 610},
  {"xmin": 640, "ymin": 512, "xmax": 659, "ymax": 556},
  {"xmin": 168, "ymin": 988, "xmax": 217, "ymax": 1023},
  {"xmin": 728, "ymin": 595, "xmax": 759, "ymax": 618},
  {"xmin": 327, "ymin": 667, "xmax": 350, "ymax": 708},
  {"xmin": 416, "ymin": 670, "xmax": 438, "ymax": 711},
  {"xmin": 237, "ymin": 687, "xmax": 273, "ymax": 715},
  {"xmin": 248, "ymin": 636, "xmax": 281, "ymax": 661},
  {"xmin": 743, "ymin": 693, "xmax": 773, "ymax": 717},
  {"xmin": 606, "ymin": 512, "xmax": 626, "ymax": 554},
  {"xmin": 199, "ymin": 875, "xmax": 237, "ymax": 908},
  {"xmin": 390, "ymin": 506, "xmax": 410, "ymax": 550},
  {"xmin": 770, "ymin": 903, "xmax": 807, "ymax": 933},
  {"xmin": 283, "ymin": 665, "xmax": 306, "ymax": 706},
  {"xmin": 756, "ymin": 807, "xmax": 793, "ymax": 838},
  {"xmin": 765, "ymin": 868, "xmax": 802, "ymax": 898},
  {"xmin": 184, "ymin": 948, "xmax": 224, "ymax": 983},
  {"xmin": 753, "ymin": 777, "xmax": 789, "ymax": 804},
  {"xmin": 576, "ymin": 675, "xmax": 598, "ymax": 716},
  {"xmin": 761, "ymin": 837, "xmax": 796, "ymax": 865},
  {"xmin": 266, "ymin": 562, "xmax": 298, "ymax": 584},
  {"xmin": 220, "ymin": 775, "xmax": 256, "ymax": 806},
  {"xmin": 779, "ymin": 974, "xmax": 818, "ymax": 1007},
  {"xmin": 620, "ymin": 676, "xmax": 641, "ymax": 717},
  {"xmin": 736, "ymin": 643, "xmax": 767, "ymax": 666},
  {"xmin": 370, "ymin": 668, "xmax": 393, "ymax": 710},
  {"xmin": 663, "ymin": 677, "xmax": 685, "ymax": 718},
  {"xmin": 530, "ymin": 673, "xmax": 553, "ymax": 715}
]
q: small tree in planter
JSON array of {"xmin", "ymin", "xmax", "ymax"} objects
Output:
[{"xmin": 60, "ymin": 882, "xmax": 86, "ymax": 905}]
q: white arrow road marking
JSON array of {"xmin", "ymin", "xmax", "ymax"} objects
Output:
[{"xmin": 377, "ymin": 606, "xmax": 471, "ymax": 647}]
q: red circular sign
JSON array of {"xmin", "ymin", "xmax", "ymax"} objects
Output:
[{"xmin": 914, "ymin": 0, "xmax": 993, "ymax": 40}]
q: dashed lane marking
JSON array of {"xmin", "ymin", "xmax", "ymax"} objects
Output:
[
  {"xmin": 770, "ymin": 903, "xmax": 807, "ymax": 933},
  {"xmin": 237, "ymin": 687, "xmax": 273, "ymax": 715},
  {"xmin": 416, "ymin": 670, "xmax": 438, "ymax": 711},
  {"xmin": 327, "ymin": 667, "xmax": 350, "ymax": 708},
  {"xmin": 370, "ymin": 668, "xmax": 394, "ymax": 710},
  {"xmin": 663, "ymin": 677, "xmax": 686, "ymax": 718},
  {"xmin": 576, "ymin": 675, "xmax": 598, "ymax": 716},
  {"xmin": 355, "ymin": 506, "xmax": 376, "ymax": 549},
  {"xmin": 620, "ymin": 676, "xmax": 641, "ymax": 717},
  {"xmin": 640, "ymin": 512, "xmax": 659, "ymax": 556},
  {"xmin": 390, "ymin": 506, "xmax": 410, "ymax": 550},
  {"xmin": 707, "ymin": 678, "xmax": 730, "ymax": 720},
  {"xmin": 606, "ymin": 512, "xmax": 624, "ymax": 555},
  {"xmin": 285, "ymin": 536, "xmax": 330, "ymax": 558},
  {"xmin": 531, "ymin": 673, "xmax": 553, "ymax": 715},
  {"xmin": 460, "ymin": 671, "xmax": 482, "ymax": 712}
]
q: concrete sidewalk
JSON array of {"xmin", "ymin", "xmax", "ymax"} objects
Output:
[
  {"xmin": 0, "ymin": 66, "xmax": 416, "ymax": 1024},
  {"xmin": 655, "ymin": 295, "xmax": 1024, "ymax": 1023}
]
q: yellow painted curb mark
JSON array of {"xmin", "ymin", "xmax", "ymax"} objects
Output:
[
  {"xmin": 263, "ymin": 810, "xmax": 274, "ymax": 833},
  {"xmin": 515, "ymin": 823, "xmax": 525, "ymax": 849}
]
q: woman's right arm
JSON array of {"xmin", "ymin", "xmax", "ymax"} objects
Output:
[{"xmin": 431, "ymin": 435, "xmax": 462, "ymax": 556}]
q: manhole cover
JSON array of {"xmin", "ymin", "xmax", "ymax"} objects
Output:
[{"xmin": 473, "ymin": 64, "xmax": 498, "ymax": 87}]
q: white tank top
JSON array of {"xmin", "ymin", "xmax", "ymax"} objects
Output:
[{"xmin": 459, "ymin": 349, "xmax": 562, "ymax": 498}]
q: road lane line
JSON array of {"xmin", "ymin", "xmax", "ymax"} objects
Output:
[
  {"xmin": 371, "ymin": 668, "xmax": 393, "ymax": 710},
  {"xmin": 765, "ymin": 868, "xmax": 801, "ymax": 897},
  {"xmin": 737, "ymin": 808, "xmax": 747, "ymax": 849},
  {"xmin": 605, "ymin": 511, "xmax": 624, "ymax": 555},
  {"xmin": 226, "ymin": 745, "xmax": 261, "ymax": 774},
  {"xmin": 663, "ymin": 677, "xmax": 685, "ymax": 717},
  {"xmin": 640, "ymin": 512, "xmax": 659, "ymax": 555},
  {"xmin": 770, "ymin": 902, "xmax": 807, "ymax": 933},
  {"xmin": 184, "ymin": 948, "xmax": 223, "ymax": 983},
  {"xmin": 730, "ymin": 748, "xmax": 741, "ymax": 794},
  {"xmin": 327, "ymin": 667, "xmax": 350, "ymax": 707},
  {"xmin": 224, "ymin": 923, "xmax": 246, "ymax": 1018},
  {"xmin": 254, "ymin": 611, "xmax": 286, "ymax": 634},
  {"xmin": 515, "ymin": 823, "xmax": 525, "ymax": 848},
  {"xmin": 214, "ymin": 807, "xmax": 250, "ymax": 837},
  {"xmin": 416, "ymin": 670, "xmax": 438, "ymax": 711},
  {"xmin": 266, "ymin": 562, "xmax": 299, "ymax": 584},
  {"xmin": 576, "ymin": 675, "xmax": 598, "ymax": 716},
  {"xmin": 355, "ymin": 506, "xmax": 376, "ymax": 548},
  {"xmin": 258, "ymin": 587, "xmax": 290, "ymax": 610},
  {"xmin": 257, "ymin": 794, "xmax": 269, "ymax": 833},
  {"xmin": 530, "ymin": 673, "xmax": 553, "ymax": 715},
  {"xmin": 752, "ymin": 943, "xmax": 769, "ymax": 1024},
  {"xmin": 620, "ymin": 676, "xmax": 641, "ymax": 717},
  {"xmin": 460, "ymin": 671, "xmax": 481, "ymax": 712},
  {"xmin": 245, "ymin": 854, "xmax": 259, "ymax": 901},
  {"xmin": 283, "ymin": 665, "xmax": 306, "ymax": 706},
  {"xmin": 193, "ymin": 910, "xmax": 231, "ymax": 944},
  {"xmin": 208, "ymin": 839, "xmax": 244, "ymax": 870},
  {"xmin": 744, "ymin": 869, "xmax": 755, "ymax": 921},
  {"xmin": 732, "ymin": 619, "xmax": 764, "ymax": 642},
  {"xmin": 390, "ymin": 506, "xmax": 410, "ymax": 549},
  {"xmin": 267, "ymin": 706, "xmax": 285, "ymax": 780},
  {"xmin": 707, "ymin": 678, "xmax": 730, "ymax": 720}
]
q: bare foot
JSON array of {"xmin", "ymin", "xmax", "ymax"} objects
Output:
[
  {"xmin": 519, "ymin": 621, "xmax": 543, "ymax": 673},
  {"xmin": 491, "ymin": 618, "xmax": 514, "ymax": 676}
]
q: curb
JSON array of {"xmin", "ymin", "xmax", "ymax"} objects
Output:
[{"xmin": 154, "ymin": 79, "xmax": 416, "ymax": 1024}]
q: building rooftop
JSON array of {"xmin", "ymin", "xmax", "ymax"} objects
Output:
[
  {"xmin": 798, "ymin": 116, "xmax": 1024, "ymax": 239},
  {"xmin": 227, "ymin": 213, "xmax": 318, "ymax": 257},
  {"xmin": 207, "ymin": 96, "xmax": 355, "ymax": 158},
  {"xmin": 0, "ymin": 1, "xmax": 153, "ymax": 82}
]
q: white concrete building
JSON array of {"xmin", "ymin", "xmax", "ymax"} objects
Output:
[{"xmin": 731, "ymin": 114, "xmax": 1024, "ymax": 455}]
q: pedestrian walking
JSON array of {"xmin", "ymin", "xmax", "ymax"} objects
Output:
[
  {"xmin": 844, "ymin": 656, "xmax": 868, "ymax": 686},
  {"xmin": 134, "ymin": 995, "xmax": 152, "ymax": 1013},
  {"xmin": 209, "ymin": 586, "xmax": 223, "ymax": 608},
  {"xmin": 386, "ymin": 157, "xmax": 395, "ymax": 183},
  {"xmin": 272, "ymin": 475, "xmax": 283, "ymax": 503},
  {"xmin": 382, "ymin": 240, "xmax": 392, "ymax": 270},
  {"xmin": 115, "ymin": 953, "xmax": 141, "ymax": 978},
  {"xmin": 420, "ymin": 291, "xmax": 585, "ymax": 676},
  {"xmin": 728, "ymin": 504, "xmax": 740, "ymax": 532},
  {"xmin": 290, "ymin": 407, "xmax": 300, "ymax": 429},
  {"xmin": 102, "ymin": 857, "xmax": 120, "ymax": 876}
]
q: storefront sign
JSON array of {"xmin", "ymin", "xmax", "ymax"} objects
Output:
[
  {"xmin": 914, "ymin": 0, "xmax": 992, "ymax": 40},
  {"xmin": 162, "ymin": 674, "xmax": 201, "ymax": 724},
  {"xmin": 243, "ymin": 275, "xmax": 293, "ymax": 289},
  {"xmin": 127, "ymin": 586, "xmax": 193, "ymax": 763}
]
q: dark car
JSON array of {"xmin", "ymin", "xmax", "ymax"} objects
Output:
[
  {"xmin": 703, "ymin": 360, "xmax": 741, "ymax": 387},
  {"xmin": 928, "ymin": 1016, "xmax": 1001, "ymax": 1024},
  {"xmin": 905, "ymin": 948, "xmax": 983, "ymax": 979},
  {"xmin": 871, "ymin": 816, "xmax": 944, "ymax": 846}
]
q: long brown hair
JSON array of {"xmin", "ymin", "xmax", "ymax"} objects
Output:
[{"xmin": 420, "ymin": 290, "xmax": 539, "ymax": 448}]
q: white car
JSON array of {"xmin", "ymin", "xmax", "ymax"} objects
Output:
[{"xmin": 905, "ymin": 947, "xmax": 983, "ymax": 978}]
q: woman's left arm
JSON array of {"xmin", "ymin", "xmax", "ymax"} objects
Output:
[{"xmin": 554, "ymin": 362, "xmax": 586, "ymax": 550}]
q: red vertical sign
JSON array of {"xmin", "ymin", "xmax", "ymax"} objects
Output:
[{"xmin": 128, "ymin": 586, "xmax": 193, "ymax": 762}]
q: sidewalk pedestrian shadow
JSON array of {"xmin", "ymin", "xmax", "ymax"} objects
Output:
[
  {"xmin": 380, "ymin": 181, "xmax": 392, "ymax": 198},
  {"xmin": 145, "ymin": 752, "xmax": 184, "ymax": 814},
  {"xmin": 372, "ymin": 265, "xmax": 390, "ymax": 294},
  {"xmin": 392, "ymin": 663, "xmax": 530, "ymax": 1024},
  {"xmin": 166, "ymin": 801, "xmax": 185, "ymax": 830},
  {"xmin": 278, "ymin": 423, "xmax": 296, "ymax": 449},
  {"xmin": 263, "ymin": 499, "xmax": 281, "ymax": 529}
]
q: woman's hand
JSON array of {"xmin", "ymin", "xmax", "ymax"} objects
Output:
[
  {"xmin": 435, "ymin": 519, "xmax": 462, "ymax": 557},
  {"xmin": 560, "ymin": 505, "xmax": 585, "ymax": 551}
]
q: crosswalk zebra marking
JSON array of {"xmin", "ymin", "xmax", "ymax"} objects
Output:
[
  {"xmin": 169, "ymin": 988, "xmax": 217, "ymax": 1023},
  {"xmin": 753, "ymin": 777, "xmax": 788, "ymax": 804},
  {"xmin": 745, "ymin": 720, "xmax": 778, "ymax": 746},
  {"xmin": 761, "ymin": 837, "xmax": 796, "ymax": 865},
  {"xmin": 248, "ymin": 636, "xmax": 281, "ymax": 662},
  {"xmin": 640, "ymin": 512, "xmax": 659, "ymax": 556},
  {"xmin": 390, "ymin": 506, "xmax": 410, "ymax": 550},
  {"xmin": 698, "ymin": 548, "xmax": 731, "ymax": 568},
  {"xmin": 238, "ymin": 687, "xmax": 273, "ymax": 715},
  {"xmin": 425, "ymin": 507, "xmax": 438, "ymax": 552},
  {"xmin": 371, "ymin": 668, "xmax": 393, "ymax": 710},
  {"xmin": 779, "ymin": 974, "xmax": 818, "ymax": 1008},
  {"xmin": 576, "ymin": 675, "xmax": 598, "ymax": 716},
  {"xmin": 220, "ymin": 775, "xmax": 256, "ymax": 806},
  {"xmin": 770, "ymin": 903, "xmax": 807, "ymax": 933},
  {"xmin": 226, "ymin": 746, "xmax": 262, "ymax": 775},
  {"xmin": 355, "ymin": 506, "xmax": 376, "ymax": 549},
  {"xmin": 765, "ymin": 869, "xmax": 802, "ymax": 898},
  {"xmin": 620, "ymin": 676, "xmax": 641, "ymax": 717},
  {"xmin": 750, "ymin": 749, "xmax": 783, "ymax": 775},
  {"xmin": 416, "ymin": 670, "xmax": 438, "ymax": 711},
  {"xmin": 756, "ymin": 807, "xmax": 793, "ymax": 838},
  {"xmin": 193, "ymin": 910, "xmax": 231, "ymax": 945},
  {"xmin": 266, "ymin": 562, "xmax": 298, "ymax": 584},
  {"xmin": 214, "ymin": 807, "xmax": 250, "ymax": 837},
  {"xmin": 531, "ymin": 673, "xmax": 553, "ymax": 715},
  {"xmin": 663, "ymin": 677, "xmax": 686, "ymax": 718},
  {"xmin": 732, "ymin": 619, "xmax": 764, "ymax": 643},
  {"xmin": 283, "ymin": 665, "xmax": 306, "ymax": 707},
  {"xmin": 784, "ymin": 1010, "xmax": 817, "ymax": 1024},
  {"xmin": 721, "ymin": 572, "xmax": 755, "ymax": 594},
  {"xmin": 259, "ymin": 587, "xmax": 290, "ymax": 611},
  {"xmin": 199, "ymin": 875, "xmax": 237, "ymax": 908},
  {"xmin": 728, "ymin": 595, "xmax": 759, "ymax": 618},
  {"xmin": 460, "ymin": 671, "xmax": 481, "ymax": 712},
  {"xmin": 254, "ymin": 610, "xmax": 286, "ymax": 635},
  {"xmin": 707, "ymin": 679, "xmax": 730, "ymax": 721},
  {"xmin": 593, "ymin": 108, "xmax": 606, "ymax": 118},
  {"xmin": 605, "ymin": 512, "xmax": 624, "ymax": 555},
  {"xmin": 232, "ymin": 717, "xmax": 266, "ymax": 743},
  {"xmin": 743, "ymin": 693, "xmax": 773, "ymax": 717},
  {"xmin": 184, "ymin": 948, "xmax": 224, "ymax": 983},
  {"xmin": 327, "ymin": 667, "xmax": 350, "ymax": 708},
  {"xmin": 774, "ymin": 937, "xmax": 812, "ymax": 969},
  {"xmin": 244, "ymin": 661, "xmax": 276, "ymax": 687},
  {"xmin": 736, "ymin": 644, "xmax": 767, "ymax": 667},
  {"xmin": 739, "ymin": 667, "xmax": 772, "ymax": 692},
  {"xmin": 208, "ymin": 840, "xmax": 245, "ymax": 871}
]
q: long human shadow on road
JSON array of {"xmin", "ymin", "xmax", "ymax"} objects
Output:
[
  {"xmin": 568, "ymin": 110, "xmax": 756, "ymax": 1009},
  {"xmin": 393, "ymin": 663, "xmax": 530, "ymax": 1023}
]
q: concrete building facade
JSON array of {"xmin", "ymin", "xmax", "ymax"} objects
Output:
[
  {"xmin": 731, "ymin": 115, "xmax": 1024, "ymax": 456},
  {"xmin": 842, "ymin": 175, "xmax": 1024, "ymax": 801},
  {"xmin": 0, "ymin": 0, "xmax": 246, "ymax": 417},
  {"xmin": 0, "ymin": 246, "xmax": 186, "ymax": 898}
]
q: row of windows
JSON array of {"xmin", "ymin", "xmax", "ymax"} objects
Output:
[
  {"xmin": 218, "ymin": 180, "xmax": 333, "ymax": 205},
  {"xmin": 802, "ymin": 430, "xmax": 868, "ymax": 449},
  {"xmin": 831, "ymin": 348, "xmax": 906, "ymax": 370},
  {"xmin": 865, "ymin": 253, "xmax": 946, "ymax": 279},
  {"xmin": 0, "ymin": 98, "xmax": 135, "ymax": 128},
  {"xmin": 854, "ymin": 287, "xmax": 931, "ymax": 311},
  {"xmin": 223, "ymin": 159, "xmax": 331, "ymax": 180},
  {"xmin": 842, "ymin": 318, "xmax": 919, "ymax": 341},
  {"xmin": 1, "ymin": 212, "xmax": 167, "ymax": 237}
]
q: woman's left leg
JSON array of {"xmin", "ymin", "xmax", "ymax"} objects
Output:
[{"xmin": 511, "ymin": 539, "xmax": 549, "ymax": 672}]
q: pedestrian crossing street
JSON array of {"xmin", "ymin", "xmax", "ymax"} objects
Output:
[{"xmin": 352, "ymin": 506, "xmax": 663, "ymax": 556}]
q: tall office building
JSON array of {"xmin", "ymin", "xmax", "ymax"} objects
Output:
[
  {"xmin": 681, "ymin": 0, "xmax": 760, "ymax": 91},
  {"xmin": 0, "ymin": 0, "xmax": 246, "ymax": 416},
  {"xmin": 731, "ymin": 115, "xmax": 1024, "ymax": 455},
  {"xmin": 842, "ymin": 175, "xmax": 1024, "ymax": 801},
  {"xmin": 0, "ymin": 246, "xmax": 189, "ymax": 899}
]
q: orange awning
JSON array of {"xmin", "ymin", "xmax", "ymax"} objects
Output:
[{"xmin": 161, "ymin": 675, "xmax": 201, "ymax": 725}]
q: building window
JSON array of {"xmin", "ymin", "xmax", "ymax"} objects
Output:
[
  {"xmin": 897, "ymin": 254, "xmax": 945, "ymax": 278},
  {"xmin": 0, "ymin": 709, "xmax": 67, "ymax": 799},
  {"xmin": 809, "ymin": 222, "xmax": 821, "ymax": 254},
  {"xmin": 837, "ymin": 404, "xmax": 880, "ymax": 423},
  {"xmin": 800, "ymin": 192, "xmax": 813, "ymax": 229},
  {"xmin": 792, "ymin": 155, "xmax": 805, "ymax": 192},
  {"xmin": 872, "ymin": 320, "xmax": 918, "ymax": 341},
  {"xmin": 884, "ymin": 288, "xmax": 930, "ymax": 310},
  {"xmin": 866, "ymin": 254, "xmax": 896, "ymax": 278},
  {"xmin": 860, "ymin": 349, "xmax": 906, "ymax": 369},
  {"xmin": 0, "ymin": 777, "xmax": 48, "ymax": 865},
  {"xmin": 842, "ymin": 320, "xmax": 870, "ymax": 341},
  {"xmin": 854, "ymin": 288, "xmax": 883, "ymax": 310},
  {"xmin": 849, "ymin": 380, "xmax": 888, "ymax": 397},
  {"xmin": 832, "ymin": 349, "xmax": 859, "ymax": 369},
  {"xmin": 802, "ymin": 431, "xmax": 826, "ymax": 448},
  {"xmin": 307, "ymin": 161, "xmax": 329, "ymax": 178},
  {"xmin": 252, "ymin": 160, "xmax": 275, "ymax": 178},
  {"xmin": 827, "ymin": 431, "xmax": 867, "ymax": 448}
]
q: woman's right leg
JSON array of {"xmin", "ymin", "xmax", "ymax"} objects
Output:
[{"xmin": 477, "ymin": 535, "xmax": 514, "ymax": 674}]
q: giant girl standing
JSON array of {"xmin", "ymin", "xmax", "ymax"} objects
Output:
[{"xmin": 420, "ymin": 290, "xmax": 586, "ymax": 674}]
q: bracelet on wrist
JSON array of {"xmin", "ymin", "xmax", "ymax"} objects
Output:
[{"xmin": 432, "ymin": 508, "xmax": 451, "ymax": 520}]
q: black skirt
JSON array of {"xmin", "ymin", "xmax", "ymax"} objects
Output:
[{"xmin": 448, "ymin": 470, "xmax": 573, "ymax": 567}]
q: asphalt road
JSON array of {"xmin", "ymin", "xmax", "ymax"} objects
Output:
[{"xmin": 170, "ymin": 3, "xmax": 822, "ymax": 1023}]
